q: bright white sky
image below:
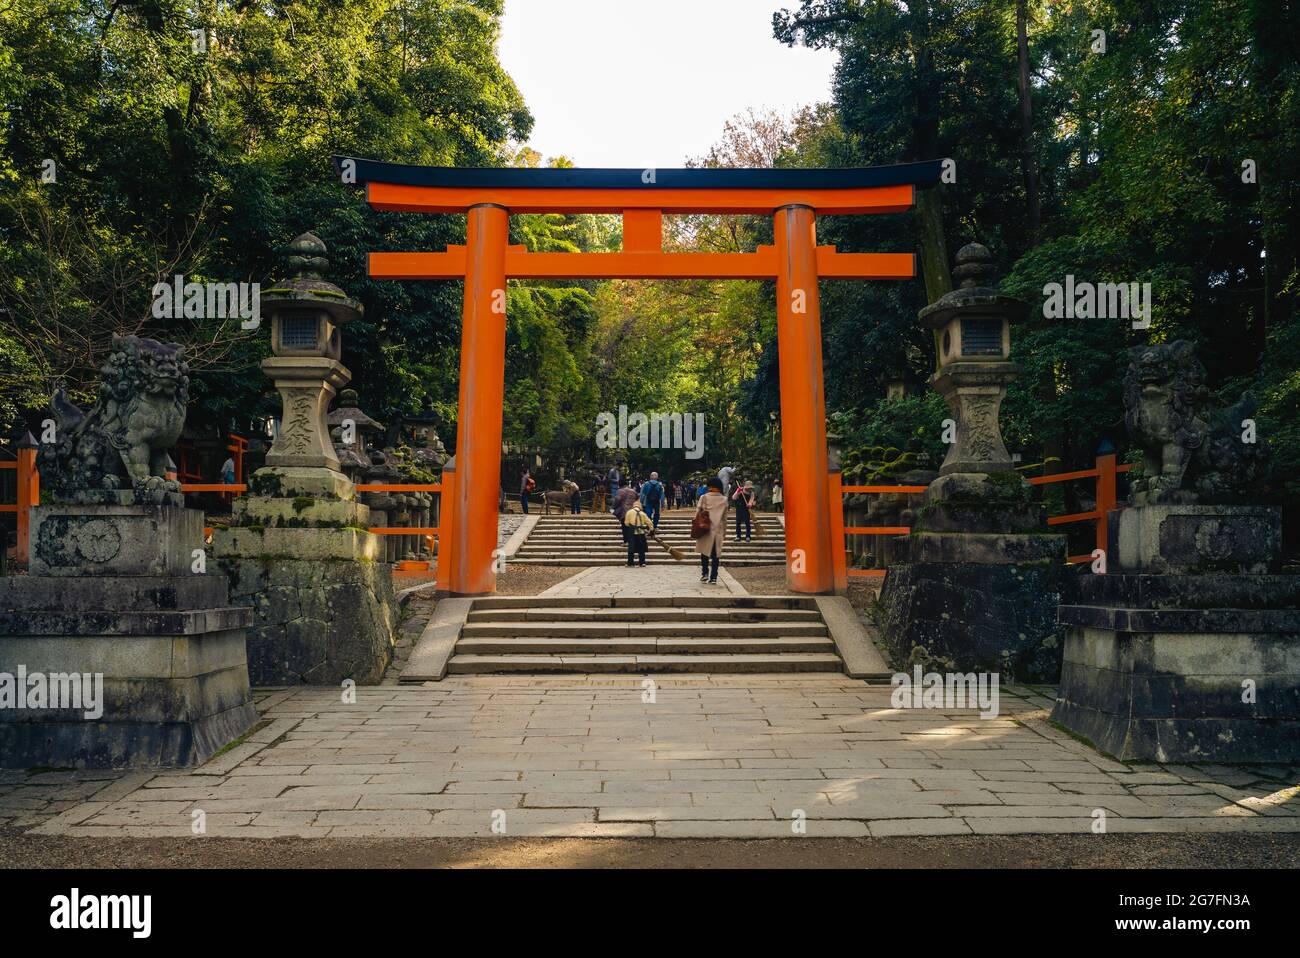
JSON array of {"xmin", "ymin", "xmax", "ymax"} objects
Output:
[{"xmin": 498, "ymin": 0, "xmax": 838, "ymax": 168}]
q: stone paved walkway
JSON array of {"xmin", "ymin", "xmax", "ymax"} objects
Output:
[
  {"xmin": 11, "ymin": 677, "xmax": 1298, "ymax": 839},
  {"xmin": 540, "ymin": 564, "xmax": 746, "ymax": 597}
]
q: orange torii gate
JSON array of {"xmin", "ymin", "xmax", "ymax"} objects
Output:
[{"xmin": 341, "ymin": 158, "xmax": 942, "ymax": 595}]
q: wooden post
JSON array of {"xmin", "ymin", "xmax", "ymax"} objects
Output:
[
  {"xmin": 1095, "ymin": 451, "xmax": 1118, "ymax": 557},
  {"xmin": 774, "ymin": 204, "xmax": 833, "ymax": 593},
  {"xmin": 438, "ymin": 460, "xmax": 457, "ymax": 592},
  {"xmin": 828, "ymin": 469, "xmax": 848, "ymax": 593},
  {"xmin": 16, "ymin": 431, "xmax": 38, "ymax": 566}
]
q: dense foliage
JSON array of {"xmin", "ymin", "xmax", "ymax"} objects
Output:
[
  {"xmin": 2, "ymin": 0, "xmax": 1297, "ymax": 534},
  {"xmin": 772, "ymin": 0, "xmax": 1300, "ymax": 514},
  {"xmin": 0, "ymin": 0, "xmax": 529, "ymax": 442}
]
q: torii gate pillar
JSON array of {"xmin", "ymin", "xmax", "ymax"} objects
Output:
[
  {"xmin": 448, "ymin": 203, "xmax": 509, "ymax": 594},
  {"xmin": 774, "ymin": 205, "xmax": 834, "ymax": 593}
]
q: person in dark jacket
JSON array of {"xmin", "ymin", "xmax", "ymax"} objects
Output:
[
  {"xmin": 731, "ymin": 479, "xmax": 755, "ymax": 541},
  {"xmin": 613, "ymin": 479, "xmax": 638, "ymax": 521},
  {"xmin": 607, "ymin": 464, "xmax": 621, "ymax": 512},
  {"xmin": 612, "ymin": 478, "xmax": 639, "ymax": 556},
  {"xmin": 640, "ymin": 471, "xmax": 665, "ymax": 528},
  {"xmin": 520, "ymin": 469, "xmax": 534, "ymax": 514}
]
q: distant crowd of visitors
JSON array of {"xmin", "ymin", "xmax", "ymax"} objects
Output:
[{"xmin": 512, "ymin": 464, "xmax": 783, "ymax": 582}]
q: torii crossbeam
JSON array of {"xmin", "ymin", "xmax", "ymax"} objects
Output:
[{"xmin": 341, "ymin": 157, "xmax": 942, "ymax": 595}]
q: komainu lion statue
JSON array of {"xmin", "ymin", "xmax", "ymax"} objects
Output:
[
  {"xmin": 38, "ymin": 335, "xmax": 190, "ymax": 505},
  {"xmin": 1124, "ymin": 341, "xmax": 1269, "ymax": 505}
]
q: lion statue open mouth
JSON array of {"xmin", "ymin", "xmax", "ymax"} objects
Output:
[
  {"xmin": 38, "ymin": 335, "xmax": 190, "ymax": 506},
  {"xmin": 1123, "ymin": 341, "xmax": 1269, "ymax": 505}
]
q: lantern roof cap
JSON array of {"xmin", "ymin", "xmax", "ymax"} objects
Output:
[
  {"xmin": 918, "ymin": 242, "xmax": 1024, "ymax": 329},
  {"xmin": 262, "ymin": 232, "xmax": 363, "ymax": 324},
  {"xmin": 327, "ymin": 388, "xmax": 385, "ymax": 431}
]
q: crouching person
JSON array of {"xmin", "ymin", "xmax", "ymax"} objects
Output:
[{"xmin": 624, "ymin": 500, "xmax": 652, "ymax": 567}]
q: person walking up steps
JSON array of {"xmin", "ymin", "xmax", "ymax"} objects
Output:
[
  {"xmin": 624, "ymin": 499, "xmax": 652, "ymax": 566},
  {"xmin": 694, "ymin": 476, "xmax": 728, "ymax": 584},
  {"xmin": 607, "ymin": 464, "xmax": 621, "ymax": 513},
  {"xmin": 640, "ymin": 471, "xmax": 665, "ymax": 528},
  {"xmin": 612, "ymin": 478, "xmax": 639, "ymax": 565},
  {"xmin": 771, "ymin": 479, "xmax": 783, "ymax": 513},
  {"xmin": 732, "ymin": 479, "xmax": 755, "ymax": 541}
]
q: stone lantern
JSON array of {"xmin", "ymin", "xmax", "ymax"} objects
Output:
[
  {"xmin": 876, "ymin": 242, "xmax": 1068, "ymax": 684},
  {"xmin": 328, "ymin": 388, "xmax": 385, "ymax": 483},
  {"xmin": 917, "ymin": 242, "xmax": 1020, "ymax": 476},
  {"xmin": 214, "ymin": 232, "xmax": 395, "ymax": 688},
  {"xmin": 260, "ymin": 232, "xmax": 360, "ymax": 482}
]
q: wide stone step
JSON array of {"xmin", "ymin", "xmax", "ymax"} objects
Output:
[
  {"xmin": 461, "ymin": 620, "xmax": 827, "ymax": 638},
  {"xmin": 470, "ymin": 594, "xmax": 816, "ymax": 610},
  {"xmin": 509, "ymin": 557, "xmax": 784, "ymax": 566},
  {"xmin": 456, "ymin": 636, "xmax": 836, "ymax": 655},
  {"xmin": 467, "ymin": 607, "xmax": 821, "ymax": 623},
  {"xmin": 514, "ymin": 549, "xmax": 783, "ymax": 558},
  {"xmin": 524, "ymin": 535, "xmax": 783, "ymax": 539},
  {"xmin": 528, "ymin": 527, "xmax": 780, "ymax": 533},
  {"xmin": 517, "ymin": 540, "xmax": 783, "ymax": 547},
  {"xmin": 446, "ymin": 652, "xmax": 844, "ymax": 674}
]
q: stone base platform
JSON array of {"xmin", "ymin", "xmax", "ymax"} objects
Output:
[
  {"xmin": 214, "ymin": 482, "xmax": 398, "ymax": 686},
  {"xmin": 1054, "ymin": 574, "xmax": 1300, "ymax": 763},
  {"xmin": 1053, "ymin": 505, "xmax": 1299, "ymax": 763},
  {"xmin": 876, "ymin": 531, "xmax": 1071, "ymax": 682},
  {"xmin": 217, "ymin": 549, "xmax": 397, "ymax": 686},
  {"xmin": 0, "ymin": 573, "xmax": 258, "ymax": 768}
]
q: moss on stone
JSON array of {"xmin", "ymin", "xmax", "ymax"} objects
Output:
[{"xmin": 250, "ymin": 472, "xmax": 282, "ymax": 497}]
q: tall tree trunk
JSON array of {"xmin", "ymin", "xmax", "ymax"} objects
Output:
[
  {"xmin": 917, "ymin": 188, "xmax": 951, "ymax": 304},
  {"xmin": 1017, "ymin": 0, "xmax": 1041, "ymax": 241},
  {"xmin": 912, "ymin": 3, "xmax": 951, "ymax": 305}
]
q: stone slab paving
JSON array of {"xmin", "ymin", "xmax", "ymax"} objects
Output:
[
  {"xmin": 12, "ymin": 677, "xmax": 1298, "ymax": 839},
  {"xmin": 540, "ymin": 564, "xmax": 747, "ymax": 598}
]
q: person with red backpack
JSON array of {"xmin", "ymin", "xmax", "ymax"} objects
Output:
[{"xmin": 693, "ymin": 476, "xmax": 728, "ymax": 584}]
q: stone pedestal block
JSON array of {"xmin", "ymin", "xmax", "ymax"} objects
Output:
[
  {"xmin": 214, "ymin": 494, "xmax": 396, "ymax": 686},
  {"xmin": 1109, "ymin": 504, "xmax": 1282, "ymax": 575},
  {"xmin": 0, "ymin": 541, "xmax": 257, "ymax": 768},
  {"xmin": 262, "ymin": 356, "xmax": 350, "ymax": 471},
  {"xmin": 30, "ymin": 504, "xmax": 202, "ymax": 577},
  {"xmin": 246, "ymin": 465, "xmax": 357, "ymax": 501},
  {"xmin": 1053, "ymin": 504, "xmax": 1299, "ymax": 762},
  {"xmin": 876, "ymin": 531, "xmax": 1072, "ymax": 682}
]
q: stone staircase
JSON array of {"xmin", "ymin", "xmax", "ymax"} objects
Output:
[
  {"xmin": 444, "ymin": 595, "xmax": 844, "ymax": 674},
  {"xmin": 511, "ymin": 511, "xmax": 786, "ymax": 566}
]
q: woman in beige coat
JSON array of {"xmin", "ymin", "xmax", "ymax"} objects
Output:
[{"xmin": 694, "ymin": 476, "xmax": 728, "ymax": 584}]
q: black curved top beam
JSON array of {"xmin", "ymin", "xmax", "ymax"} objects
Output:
[{"xmin": 333, "ymin": 156, "xmax": 944, "ymax": 191}]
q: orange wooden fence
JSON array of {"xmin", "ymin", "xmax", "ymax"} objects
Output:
[
  {"xmin": 0, "ymin": 435, "xmax": 39, "ymax": 565},
  {"xmin": 831, "ymin": 452, "xmax": 1132, "ymax": 588},
  {"xmin": 1026, "ymin": 452, "xmax": 1132, "ymax": 564},
  {"xmin": 355, "ymin": 482, "xmax": 443, "ymax": 577}
]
